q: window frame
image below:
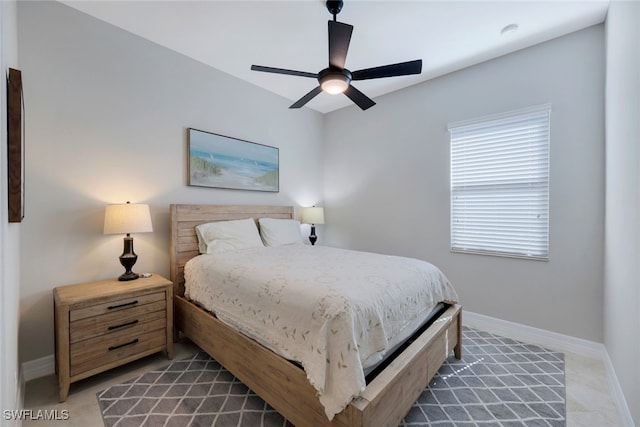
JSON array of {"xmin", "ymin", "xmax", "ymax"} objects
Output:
[{"xmin": 448, "ymin": 104, "xmax": 551, "ymax": 261}]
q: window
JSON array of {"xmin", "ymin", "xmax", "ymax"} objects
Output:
[{"xmin": 448, "ymin": 105, "xmax": 550, "ymax": 260}]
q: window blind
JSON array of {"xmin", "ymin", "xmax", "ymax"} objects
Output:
[{"xmin": 448, "ymin": 105, "xmax": 550, "ymax": 259}]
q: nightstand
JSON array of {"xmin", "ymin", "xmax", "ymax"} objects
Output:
[{"xmin": 53, "ymin": 274, "xmax": 173, "ymax": 402}]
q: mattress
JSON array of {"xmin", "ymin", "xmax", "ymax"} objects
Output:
[{"xmin": 184, "ymin": 245, "xmax": 458, "ymax": 420}]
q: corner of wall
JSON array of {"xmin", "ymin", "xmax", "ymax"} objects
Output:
[
  {"xmin": 601, "ymin": 350, "xmax": 637, "ymax": 427},
  {"xmin": 604, "ymin": 2, "xmax": 640, "ymax": 425}
]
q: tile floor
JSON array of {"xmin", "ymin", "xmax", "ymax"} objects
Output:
[{"xmin": 22, "ymin": 332, "xmax": 625, "ymax": 427}]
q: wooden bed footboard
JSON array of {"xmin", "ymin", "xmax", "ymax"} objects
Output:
[{"xmin": 176, "ymin": 295, "xmax": 461, "ymax": 427}]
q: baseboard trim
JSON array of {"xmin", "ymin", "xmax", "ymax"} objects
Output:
[
  {"xmin": 21, "ymin": 354, "xmax": 54, "ymax": 382},
  {"xmin": 464, "ymin": 310, "xmax": 635, "ymax": 427},
  {"xmin": 463, "ymin": 310, "xmax": 604, "ymax": 357},
  {"xmin": 602, "ymin": 348, "xmax": 636, "ymax": 427}
]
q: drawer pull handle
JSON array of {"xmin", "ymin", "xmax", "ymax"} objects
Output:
[
  {"xmin": 108, "ymin": 320, "xmax": 139, "ymax": 330},
  {"xmin": 108, "ymin": 339, "xmax": 139, "ymax": 351},
  {"xmin": 107, "ymin": 300, "xmax": 138, "ymax": 310}
]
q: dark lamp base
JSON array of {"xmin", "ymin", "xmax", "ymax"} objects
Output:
[
  {"xmin": 118, "ymin": 271, "xmax": 140, "ymax": 281},
  {"xmin": 308, "ymin": 224, "xmax": 318, "ymax": 246},
  {"xmin": 118, "ymin": 236, "xmax": 140, "ymax": 281}
]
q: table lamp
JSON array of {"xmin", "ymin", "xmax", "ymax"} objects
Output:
[
  {"xmin": 103, "ymin": 201, "xmax": 153, "ymax": 281},
  {"xmin": 301, "ymin": 206, "xmax": 325, "ymax": 246}
]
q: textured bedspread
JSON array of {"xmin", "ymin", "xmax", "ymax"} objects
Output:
[{"xmin": 184, "ymin": 245, "xmax": 458, "ymax": 420}]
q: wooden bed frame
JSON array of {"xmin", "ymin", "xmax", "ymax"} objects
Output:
[{"xmin": 169, "ymin": 204, "xmax": 462, "ymax": 427}]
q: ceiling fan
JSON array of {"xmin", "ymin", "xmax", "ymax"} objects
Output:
[{"xmin": 251, "ymin": 0, "xmax": 422, "ymax": 111}]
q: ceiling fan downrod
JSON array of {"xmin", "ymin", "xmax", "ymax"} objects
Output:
[{"xmin": 326, "ymin": 0, "xmax": 343, "ymax": 21}]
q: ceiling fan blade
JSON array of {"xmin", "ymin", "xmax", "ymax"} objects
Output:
[
  {"xmin": 290, "ymin": 86, "xmax": 323, "ymax": 109},
  {"xmin": 351, "ymin": 59, "xmax": 422, "ymax": 80},
  {"xmin": 251, "ymin": 65, "xmax": 318, "ymax": 79},
  {"xmin": 328, "ymin": 20, "xmax": 353, "ymax": 69},
  {"xmin": 344, "ymin": 85, "xmax": 376, "ymax": 110}
]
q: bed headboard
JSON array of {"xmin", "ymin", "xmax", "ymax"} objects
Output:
[{"xmin": 169, "ymin": 204, "xmax": 294, "ymax": 297}]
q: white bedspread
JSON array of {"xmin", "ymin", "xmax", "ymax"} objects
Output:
[{"xmin": 184, "ymin": 245, "xmax": 458, "ymax": 420}]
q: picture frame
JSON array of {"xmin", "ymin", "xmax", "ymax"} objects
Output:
[
  {"xmin": 7, "ymin": 68, "xmax": 24, "ymax": 223},
  {"xmin": 188, "ymin": 128, "xmax": 279, "ymax": 192}
]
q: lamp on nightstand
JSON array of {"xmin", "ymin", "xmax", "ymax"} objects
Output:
[
  {"xmin": 103, "ymin": 201, "xmax": 153, "ymax": 281},
  {"xmin": 301, "ymin": 206, "xmax": 325, "ymax": 246}
]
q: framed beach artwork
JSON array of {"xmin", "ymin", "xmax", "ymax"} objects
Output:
[{"xmin": 188, "ymin": 128, "xmax": 279, "ymax": 192}]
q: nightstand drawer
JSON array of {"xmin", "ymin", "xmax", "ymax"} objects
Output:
[
  {"xmin": 70, "ymin": 291, "xmax": 165, "ymax": 322},
  {"xmin": 70, "ymin": 319, "xmax": 166, "ymax": 376},
  {"xmin": 70, "ymin": 300, "xmax": 166, "ymax": 343}
]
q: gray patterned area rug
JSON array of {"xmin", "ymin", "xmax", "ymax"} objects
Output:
[{"xmin": 97, "ymin": 327, "xmax": 565, "ymax": 427}]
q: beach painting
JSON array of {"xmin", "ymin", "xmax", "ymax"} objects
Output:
[{"xmin": 188, "ymin": 128, "xmax": 279, "ymax": 192}]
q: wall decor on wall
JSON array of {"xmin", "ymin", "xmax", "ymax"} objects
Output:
[
  {"xmin": 7, "ymin": 68, "xmax": 24, "ymax": 223},
  {"xmin": 188, "ymin": 128, "xmax": 279, "ymax": 192}
]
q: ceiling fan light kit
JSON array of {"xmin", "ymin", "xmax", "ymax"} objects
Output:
[
  {"xmin": 251, "ymin": 0, "xmax": 422, "ymax": 111},
  {"xmin": 319, "ymin": 69, "xmax": 351, "ymax": 94}
]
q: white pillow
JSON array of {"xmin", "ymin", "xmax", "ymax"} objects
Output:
[
  {"xmin": 258, "ymin": 218, "xmax": 303, "ymax": 247},
  {"xmin": 195, "ymin": 218, "xmax": 264, "ymax": 254}
]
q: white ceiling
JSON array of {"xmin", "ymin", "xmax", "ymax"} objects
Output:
[{"xmin": 60, "ymin": 0, "xmax": 609, "ymax": 113}]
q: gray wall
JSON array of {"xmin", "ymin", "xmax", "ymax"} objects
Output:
[
  {"xmin": 604, "ymin": 2, "xmax": 640, "ymax": 424},
  {"xmin": 324, "ymin": 26, "xmax": 605, "ymax": 342},
  {"xmin": 17, "ymin": 1, "xmax": 325, "ymax": 362},
  {"xmin": 1, "ymin": 0, "xmax": 22, "ymax": 423}
]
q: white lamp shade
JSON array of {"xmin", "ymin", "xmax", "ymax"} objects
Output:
[
  {"xmin": 301, "ymin": 207, "xmax": 325, "ymax": 225},
  {"xmin": 104, "ymin": 203, "xmax": 153, "ymax": 235}
]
